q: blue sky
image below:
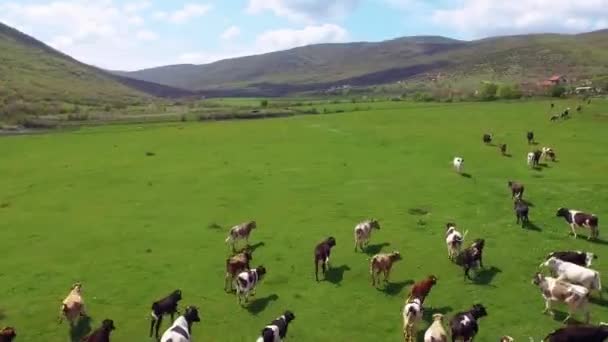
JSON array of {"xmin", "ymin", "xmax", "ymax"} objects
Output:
[{"xmin": 1, "ymin": 0, "xmax": 607, "ymax": 70}]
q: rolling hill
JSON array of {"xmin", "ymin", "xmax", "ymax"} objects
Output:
[
  {"xmin": 118, "ymin": 30, "xmax": 608, "ymax": 95},
  {"xmin": 0, "ymin": 21, "xmax": 194, "ymax": 121}
]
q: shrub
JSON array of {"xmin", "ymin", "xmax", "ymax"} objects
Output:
[
  {"xmin": 480, "ymin": 82, "xmax": 498, "ymax": 101},
  {"xmin": 550, "ymin": 85, "xmax": 566, "ymax": 98},
  {"xmin": 260, "ymin": 100, "xmax": 269, "ymax": 108},
  {"xmin": 67, "ymin": 113, "xmax": 89, "ymax": 121},
  {"xmin": 498, "ymin": 84, "xmax": 523, "ymax": 99}
]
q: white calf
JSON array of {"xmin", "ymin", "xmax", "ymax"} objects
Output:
[
  {"xmin": 541, "ymin": 257, "xmax": 602, "ymax": 297},
  {"xmin": 453, "ymin": 157, "xmax": 464, "ymax": 173},
  {"xmin": 403, "ymin": 298, "xmax": 423, "ymax": 342}
]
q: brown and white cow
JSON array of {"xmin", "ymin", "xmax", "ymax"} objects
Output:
[
  {"xmin": 354, "ymin": 219, "xmax": 380, "ymax": 252},
  {"xmin": 60, "ymin": 282, "xmax": 86, "ymax": 326},
  {"xmin": 225, "ymin": 249, "xmax": 253, "ymax": 291},
  {"xmin": 531, "ymin": 273, "xmax": 590, "ymax": 323},
  {"xmin": 556, "ymin": 208, "xmax": 599, "ymax": 240},
  {"xmin": 225, "ymin": 221, "xmax": 257, "ymax": 251},
  {"xmin": 541, "ymin": 147, "xmax": 556, "ymax": 162},
  {"xmin": 369, "ymin": 251, "xmax": 401, "ymax": 287},
  {"xmin": 403, "ymin": 297, "xmax": 423, "ymax": 342},
  {"xmin": 423, "ymin": 314, "xmax": 447, "ymax": 342}
]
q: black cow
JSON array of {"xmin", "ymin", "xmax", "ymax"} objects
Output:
[
  {"xmin": 543, "ymin": 323, "xmax": 608, "ymax": 342},
  {"xmin": 450, "ymin": 304, "xmax": 488, "ymax": 342},
  {"xmin": 83, "ymin": 319, "xmax": 115, "ymax": 342},
  {"xmin": 482, "ymin": 134, "xmax": 492, "ymax": 144},
  {"xmin": 149, "ymin": 289, "xmax": 182, "ymax": 340},
  {"xmin": 314, "ymin": 237, "xmax": 336, "ymax": 281},
  {"xmin": 455, "ymin": 239, "xmax": 485, "ymax": 280},
  {"xmin": 259, "ymin": 311, "xmax": 296, "ymax": 342},
  {"xmin": 514, "ymin": 199, "xmax": 529, "ymax": 228},
  {"xmin": 527, "ymin": 131, "xmax": 534, "ymax": 144},
  {"xmin": 499, "ymin": 144, "xmax": 507, "ymax": 155},
  {"xmin": 545, "ymin": 250, "xmax": 597, "ymax": 268}
]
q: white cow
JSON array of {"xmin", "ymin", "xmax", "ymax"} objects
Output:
[
  {"xmin": 527, "ymin": 152, "xmax": 535, "ymax": 167},
  {"xmin": 234, "ymin": 266, "xmax": 267, "ymax": 305},
  {"xmin": 424, "ymin": 313, "xmax": 447, "ymax": 342},
  {"xmin": 445, "ymin": 223, "xmax": 467, "ymax": 260},
  {"xmin": 160, "ymin": 306, "xmax": 201, "ymax": 342},
  {"xmin": 403, "ymin": 298, "xmax": 423, "ymax": 342},
  {"xmin": 541, "ymin": 257, "xmax": 602, "ymax": 297},
  {"xmin": 354, "ymin": 219, "xmax": 380, "ymax": 252},
  {"xmin": 453, "ymin": 157, "xmax": 464, "ymax": 173}
]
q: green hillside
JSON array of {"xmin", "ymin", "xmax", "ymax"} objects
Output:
[{"xmin": 118, "ymin": 31, "xmax": 608, "ymax": 94}]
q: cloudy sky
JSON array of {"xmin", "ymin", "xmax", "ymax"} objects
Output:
[{"xmin": 1, "ymin": 0, "xmax": 607, "ymax": 71}]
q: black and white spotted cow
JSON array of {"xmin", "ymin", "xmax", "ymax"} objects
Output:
[
  {"xmin": 556, "ymin": 208, "xmax": 599, "ymax": 240},
  {"xmin": 450, "ymin": 304, "xmax": 487, "ymax": 342},
  {"xmin": 256, "ymin": 311, "xmax": 296, "ymax": 342},
  {"xmin": 235, "ymin": 266, "xmax": 267, "ymax": 305},
  {"xmin": 546, "ymin": 251, "xmax": 598, "ymax": 268},
  {"xmin": 482, "ymin": 134, "xmax": 492, "ymax": 144}
]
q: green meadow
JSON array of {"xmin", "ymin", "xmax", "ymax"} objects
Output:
[{"xmin": 1, "ymin": 99, "xmax": 607, "ymax": 341}]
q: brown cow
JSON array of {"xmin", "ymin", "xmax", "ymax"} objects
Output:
[
  {"xmin": 225, "ymin": 249, "xmax": 253, "ymax": 291},
  {"xmin": 408, "ymin": 275, "xmax": 438, "ymax": 304},
  {"xmin": 0, "ymin": 327, "xmax": 16, "ymax": 342},
  {"xmin": 225, "ymin": 221, "xmax": 257, "ymax": 251},
  {"xmin": 370, "ymin": 251, "xmax": 402, "ymax": 287},
  {"xmin": 507, "ymin": 181, "xmax": 524, "ymax": 199}
]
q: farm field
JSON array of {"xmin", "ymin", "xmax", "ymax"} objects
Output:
[{"xmin": 1, "ymin": 99, "xmax": 608, "ymax": 341}]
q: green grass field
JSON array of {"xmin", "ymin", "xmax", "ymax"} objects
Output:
[{"xmin": 1, "ymin": 99, "xmax": 607, "ymax": 341}]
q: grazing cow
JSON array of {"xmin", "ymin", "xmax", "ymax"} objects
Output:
[
  {"xmin": 556, "ymin": 208, "xmax": 599, "ymax": 240},
  {"xmin": 541, "ymin": 257, "xmax": 602, "ymax": 297},
  {"xmin": 160, "ymin": 306, "xmax": 201, "ymax": 342},
  {"xmin": 450, "ymin": 304, "xmax": 487, "ymax": 342},
  {"xmin": 561, "ymin": 108, "xmax": 570, "ymax": 119},
  {"xmin": 225, "ymin": 249, "xmax": 253, "ymax": 292},
  {"xmin": 0, "ymin": 327, "xmax": 16, "ymax": 342},
  {"xmin": 60, "ymin": 282, "xmax": 86, "ymax": 326},
  {"xmin": 514, "ymin": 199, "xmax": 529, "ymax": 228},
  {"xmin": 445, "ymin": 223, "xmax": 467, "ymax": 260},
  {"xmin": 82, "ymin": 319, "xmax": 115, "ymax": 342},
  {"xmin": 577, "ymin": 105, "xmax": 582, "ymax": 112},
  {"xmin": 588, "ymin": 99, "xmax": 592, "ymax": 105},
  {"xmin": 527, "ymin": 131, "xmax": 534, "ymax": 144},
  {"xmin": 150, "ymin": 289, "xmax": 182, "ymax": 340},
  {"xmin": 545, "ymin": 251, "xmax": 597, "ymax": 268},
  {"xmin": 551, "ymin": 103, "xmax": 555, "ymax": 109},
  {"xmin": 531, "ymin": 273, "xmax": 590, "ymax": 323},
  {"xmin": 550, "ymin": 114, "xmax": 560, "ymax": 121},
  {"xmin": 314, "ymin": 237, "xmax": 336, "ymax": 281},
  {"xmin": 500, "ymin": 337, "xmax": 514, "ymax": 342},
  {"xmin": 403, "ymin": 298, "xmax": 423, "ymax": 342},
  {"xmin": 257, "ymin": 311, "xmax": 296, "ymax": 342},
  {"xmin": 507, "ymin": 181, "xmax": 524, "ymax": 199},
  {"xmin": 354, "ymin": 219, "xmax": 380, "ymax": 252},
  {"xmin": 499, "ymin": 144, "xmax": 507, "ymax": 155},
  {"xmin": 543, "ymin": 323, "xmax": 608, "ymax": 342},
  {"xmin": 225, "ymin": 221, "xmax": 257, "ymax": 252},
  {"xmin": 453, "ymin": 157, "xmax": 464, "ymax": 173},
  {"xmin": 235, "ymin": 266, "xmax": 267, "ymax": 305},
  {"xmin": 369, "ymin": 251, "xmax": 402, "ymax": 287},
  {"xmin": 408, "ymin": 275, "xmax": 438, "ymax": 304},
  {"xmin": 482, "ymin": 134, "xmax": 492, "ymax": 144},
  {"xmin": 424, "ymin": 314, "xmax": 447, "ymax": 342},
  {"xmin": 455, "ymin": 239, "xmax": 485, "ymax": 280}
]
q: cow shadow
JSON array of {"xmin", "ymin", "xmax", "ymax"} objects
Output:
[
  {"xmin": 590, "ymin": 295, "xmax": 608, "ymax": 307},
  {"xmin": 0, "ymin": 308, "xmax": 6, "ymax": 321},
  {"xmin": 325, "ymin": 265, "xmax": 351, "ymax": 285},
  {"xmin": 248, "ymin": 242, "xmax": 266, "ymax": 253},
  {"xmin": 246, "ymin": 294, "xmax": 279, "ymax": 315},
  {"xmin": 524, "ymin": 221, "xmax": 542, "ymax": 231},
  {"xmin": 532, "ymin": 166, "xmax": 543, "ymax": 171},
  {"xmin": 550, "ymin": 310, "xmax": 585, "ymax": 325},
  {"xmin": 538, "ymin": 163, "xmax": 550, "ymax": 168},
  {"xmin": 503, "ymin": 153, "xmax": 512, "ymax": 158},
  {"xmin": 521, "ymin": 199, "xmax": 534, "ymax": 207},
  {"xmin": 379, "ymin": 280, "xmax": 413, "ymax": 296},
  {"xmin": 589, "ymin": 238, "xmax": 608, "ymax": 246},
  {"xmin": 460, "ymin": 173, "xmax": 473, "ymax": 178},
  {"xmin": 364, "ymin": 242, "xmax": 390, "ymax": 256},
  {"xmin": 69, "ymin": 316, "xmax": 92, "ymax": 342},
  {"xmin": 473, "ymin": 266, "xmax": 502, "ymax": 285}
]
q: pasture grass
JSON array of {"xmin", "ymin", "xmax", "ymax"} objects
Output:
[{"xmin": 1, "ymin": 99, "xmax": 608, "ymax": 341}]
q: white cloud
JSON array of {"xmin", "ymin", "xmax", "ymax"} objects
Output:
[
  {"xmin": 155, "ymin": 3, "xmax": 213, "ymax": 24},
  {"xmin": 247, "ymin": 0, "xmax": 359, "ymax": 23},
  {"xmin": 432, "ymin": 0, "xmax": 608, "ymax": 38},
  {"xmin": 136, "ymin": 29, "xmax": 158, "ymax": 41},
  {"xmin": 180, "ymin": 24, "xmax": 349, "ymax": 65},
  {"xmin": 0, "ymin": 0, "xmax": 167, "ymax": 70},
  {"xmin": 256, "ymin": 24, "xmax": 348, "ymax": 51},
  {"xmin": 220, "ymin": 25, "xmax": 241, "ymax": 40}
]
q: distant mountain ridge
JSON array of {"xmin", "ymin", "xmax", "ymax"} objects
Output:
[{"xmin": 117, "ymin": 30, "xmax": 608, "ymax": 95}]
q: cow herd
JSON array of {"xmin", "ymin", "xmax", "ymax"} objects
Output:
[{"xmin": 1, "ymin": 103, "xmax": 606, "ymax": 342}]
